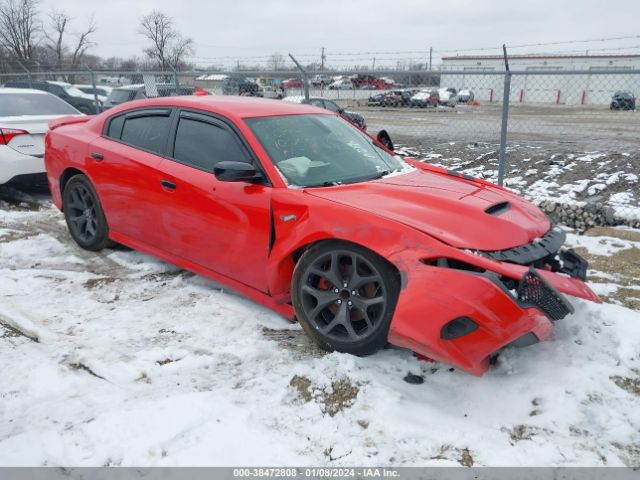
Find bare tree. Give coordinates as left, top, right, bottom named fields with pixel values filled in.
left=45, top=11, right=95, bottom=70
left=43, top=9, right=68, bottom=69
left=68, top=15, right=96, bottom=69
left=0, top=0, right=40, bottom=65
left=139, top=10, right=193, bottom=70
left=268, top=52, right=285, bottom=71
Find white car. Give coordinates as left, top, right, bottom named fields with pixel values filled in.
left=438, top=87, right=458, bottom=107
left=74, top=84, right=114, bottom=103
left=0, top=88, right=82, bottom=186
left=328, top=79, right=354, bottom=90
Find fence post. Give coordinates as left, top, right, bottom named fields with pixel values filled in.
left=497, top=45, right=511, bottom=187
left=288, top=53, right=309, bottom=103
left=86, top=66, right=101, bottom=114
left=17, top=60, right=32, bottom=88
left=170, top=66, right=180, bottom=95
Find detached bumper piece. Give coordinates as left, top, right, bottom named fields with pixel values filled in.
left=559, top=249, right=588, bottom=281
left=517, top=267, right=574, bottom=321
left=482, top=226, right=566, bottom=264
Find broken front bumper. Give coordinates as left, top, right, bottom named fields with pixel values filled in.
left=387, top=249, right=596, bottom=376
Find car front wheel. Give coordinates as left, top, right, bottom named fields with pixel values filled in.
left=292, top=241, right=400, bottom=356
left=62, top=174, right=112, bottom=251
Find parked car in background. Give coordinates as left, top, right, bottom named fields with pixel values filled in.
left=328, top=79, right=354, bottom=90
left=222, top=77, right=259, bottom=96
left=367, top=92, right=386, bottom=106
left=457, top=89, right=474, bottom=103
left=284, top=96, right=366, bottom=129
left=410, top=89, right=439, bottom=108
left=311, top=74, right=332, bottom=86
left=74, top=84, right=113, bottom=103
left=257, top=86, right=283, bottom=99
left=103, top=84, right=205, bottom=109
left=0, top=88, right=82, bottom=186
left=438, top=87, right=458, bottom=107
left=382, top=89, right=418, bottom=107
left=280, top=78, right=304, bottom=89
left=610, top=91, right=636, bottom=110
left=3, top=80, right=100, bottom=114
left=351, top=74, right=387, bottom=90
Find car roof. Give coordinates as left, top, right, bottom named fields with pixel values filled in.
left=105, top=95, right=328, bottom=119
left=48, top=81, right=71, bottom=87
left=283, top=95, right=330, bottom=103
left=0, top=87, right=49, bottom=95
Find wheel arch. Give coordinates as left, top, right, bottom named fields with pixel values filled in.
left=269, top=236, right=403, bottom=302
left=59, top=167, right=87, bottom=209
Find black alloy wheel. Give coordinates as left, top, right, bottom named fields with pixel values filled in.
left=292, top=242, right=400, bottom=356
left=63, top=175, right=112, bottom=251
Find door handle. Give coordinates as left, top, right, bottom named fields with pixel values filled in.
left=160, top=179, right=176, bottom=190
left=91, top=152, right=104, bottom=161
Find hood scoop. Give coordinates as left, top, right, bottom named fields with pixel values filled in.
left=485, top=201, right=510, bottom=216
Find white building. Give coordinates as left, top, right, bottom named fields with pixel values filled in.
left=440, top=54, right=640, bottom=105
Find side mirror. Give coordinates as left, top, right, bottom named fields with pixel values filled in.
left=337, top=108, right=344, bottom=114
left=376, top=130, right=394, bottom=152
left=214, top=161, right=257, bottom=182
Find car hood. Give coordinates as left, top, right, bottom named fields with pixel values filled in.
left=305, top=169, right=550, bottom=251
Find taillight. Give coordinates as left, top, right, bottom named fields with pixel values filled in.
left=0, top=128, right=29, bottom=145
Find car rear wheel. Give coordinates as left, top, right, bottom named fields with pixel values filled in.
left=292, top=241, right=400, bottom=356
left=63, top=174, right=112, bottom=251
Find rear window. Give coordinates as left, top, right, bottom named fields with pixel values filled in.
left=0, top=92, right=79, bottom=116
left=119, top=113, right=171, bottom=154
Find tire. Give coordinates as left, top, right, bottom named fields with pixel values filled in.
left=77, top=105, right=94, bottom=115
left=62, top=174, right=112, bottom=251
left=292, top=241, right=400, bottom=356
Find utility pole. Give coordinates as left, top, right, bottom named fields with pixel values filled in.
left=321, top=47, right=326, bottom=72
left=429, top=46, right=433, bottom=71
left=372, top=57, right=376, bottom=70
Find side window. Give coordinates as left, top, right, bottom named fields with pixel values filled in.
left=106, top=115, right=125, bottom=139
left=323, top=100, right=341, bottom=112
left=309, top=99, right=324, bottom=108
left=172, top=117, right=249, bottom=172
left=120, top=113, right=171, bottom=154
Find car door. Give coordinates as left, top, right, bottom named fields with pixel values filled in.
left=88, top=107, right=174, bottom=248
left=154, top=110, right=272, bottom=292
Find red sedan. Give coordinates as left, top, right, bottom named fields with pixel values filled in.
left=45, top=96, right=599, bottom=376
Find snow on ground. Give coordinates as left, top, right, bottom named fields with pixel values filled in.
left=1, top=195, right=640, bottom=467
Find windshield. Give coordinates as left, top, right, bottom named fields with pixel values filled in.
left=0, top=92, right=80, bottom=116
left=246, top=114, right=408, bottom=188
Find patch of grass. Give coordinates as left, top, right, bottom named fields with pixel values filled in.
left=611, top=442, right=640, bottom=468
left=262, top=327, right=327, bottom=358
left=611, top=376, right=640, bottom=396
left=289, top=375, right=360, bottom=417
left=289, top=375, right=313, bottom=402
left=504, top=424, right=538, bottom=444
left=458, top=448, right=474, bottom=467
left=585, top=227, right=640, bottom=243
left=574, top=237, right=640, bottom=310
left=83, top=276, right=118, bottom=290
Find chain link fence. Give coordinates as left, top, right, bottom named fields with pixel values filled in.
left=1, top=66, right=639, bottom=228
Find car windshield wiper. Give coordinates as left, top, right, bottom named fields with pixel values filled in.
left=303, top=180, right=342, bottom=188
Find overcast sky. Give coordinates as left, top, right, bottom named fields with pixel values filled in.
left=42, top=0, right=640, bottom=68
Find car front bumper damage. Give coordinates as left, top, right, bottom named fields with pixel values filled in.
left=387, top=244, right=597, bottom=376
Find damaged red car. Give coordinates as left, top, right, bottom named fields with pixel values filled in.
left=45, top=96, right=600, bottom=376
